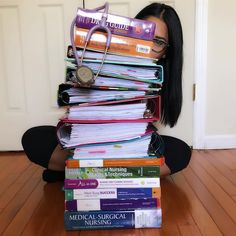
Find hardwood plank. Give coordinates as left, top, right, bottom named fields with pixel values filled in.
left=80, top=228, right=141, bottom=236
left=171, top=171, right=222, bottom=236
left=160, top=177, right=201, bottom=236
left=0, top=154, right=30, bottom=197
left=183, top=166, right=236, bottom=235
left=210, top=150, right=236, bottom=170
left=0, top=164, right=39, bottom=209
left=203, top=150, right=236, bottom=186
left=190, top=152, right=236, bottom=222
left=0, top=167, right=42, bottom=235
left=2, top=179, right=45, bottom=236
left=192, top=150, right=236, bottom=196
left=21, top=182, right=70, bottom=236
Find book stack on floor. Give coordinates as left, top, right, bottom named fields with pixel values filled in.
left=56, top=4, right=165, bottom=231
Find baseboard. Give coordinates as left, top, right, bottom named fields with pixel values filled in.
left=203, top=135, right=236, bottom=149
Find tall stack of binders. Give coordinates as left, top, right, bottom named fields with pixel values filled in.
left=57, top=3, right=165, bottom=230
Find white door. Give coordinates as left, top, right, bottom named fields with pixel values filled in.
left=0, top=0, right=195, bottom=150
left=0, top=0, right=83, bottom=150
left=85, top=0, right=195, bottom=146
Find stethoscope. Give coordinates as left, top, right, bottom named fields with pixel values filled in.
left=70, top=2, right=112, bottom=86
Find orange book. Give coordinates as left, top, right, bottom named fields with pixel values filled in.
left=66, top=157, right=165, bottom=168
left=74, top=28, right=158, bottom=59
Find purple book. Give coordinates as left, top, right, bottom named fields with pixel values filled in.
left=65, top=198, right=160, bottom=211
left=75, top=8, right=156, bottom=41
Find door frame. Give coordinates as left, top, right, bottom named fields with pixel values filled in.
left=193, top=0, right=208, bottom=149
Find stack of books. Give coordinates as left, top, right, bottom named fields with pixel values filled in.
left=56, top=5, right=165, bottom=230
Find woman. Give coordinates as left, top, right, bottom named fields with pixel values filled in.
left=22, top=3, right=191, bottom=182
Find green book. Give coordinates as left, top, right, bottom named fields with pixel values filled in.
left=65, top=166, right=160, bottom=179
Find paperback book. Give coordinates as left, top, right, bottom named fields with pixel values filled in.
left=64, top=209, right=162, bottom=230
left=64, top=178, right=160, bottom=189
left=64, top=187, right=161, bottom=200
left=65, top=166, right=160, bottom=179
left=65, top=198, right=160, bottom=211
left=75, top=8, right=156, bottom=40
left=74, top=28, right=158, bottom=59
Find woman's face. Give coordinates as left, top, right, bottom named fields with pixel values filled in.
left=146, top=16, right=169, bottom=59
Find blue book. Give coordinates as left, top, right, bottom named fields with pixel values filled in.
left=64, top=209, right=162, bottom=230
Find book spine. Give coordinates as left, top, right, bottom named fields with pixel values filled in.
left=75, top=8, right=156, bottom=41
left=74, top=28, right=157, bottom=59
left=65, top=166, right=160, bottom=179
left=65, top=198, right=160, bottom=211
left=65, top=157, right=165, bottom=168
left=64, top=178, right=160, bottom=189
left=64, top=209, right=162, bottom=230
left=65, top=187, right=161, bottom=200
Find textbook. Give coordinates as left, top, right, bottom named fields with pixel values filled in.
left=64, top=178, right=160, bottom=189
left=65, top=166, right=160, bottom=179
left=64, top=209, right=162, bottom=230
left=65, top=198, right=160, bottom=211
left=65, top=157, right=165, bottom=168
left=64, top=187, right=161, bottom=200
left=74, top=28, right=158, bottom=59
left=64, top=188, right=161, bottom=200
left=75, top=8, right=156, bottom=40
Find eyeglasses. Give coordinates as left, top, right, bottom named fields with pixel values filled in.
left=152, top=37, right=169, bottom=53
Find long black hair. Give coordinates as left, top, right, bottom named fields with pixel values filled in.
left=136, top=3, right=183, bottom=127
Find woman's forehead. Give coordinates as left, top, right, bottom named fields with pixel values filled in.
left=146, top=16, right=168, bottom=40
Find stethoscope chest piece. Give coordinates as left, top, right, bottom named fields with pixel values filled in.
left=76, top=65, right=95, bottom=86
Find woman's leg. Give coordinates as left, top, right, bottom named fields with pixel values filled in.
left=160, top=135, right=192, bottom=176
left=21, top=126, right=68, bottom=182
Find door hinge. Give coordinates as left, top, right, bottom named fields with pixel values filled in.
left=193, top=83, right=196, bottom=101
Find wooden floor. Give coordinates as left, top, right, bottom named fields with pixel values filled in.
left=0, top=150, right=236, bottom=236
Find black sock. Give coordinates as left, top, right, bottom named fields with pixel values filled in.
left=42, top=169, right=65, bottom=183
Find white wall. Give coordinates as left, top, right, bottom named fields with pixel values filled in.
left=204, top=0, right=236, bottom=148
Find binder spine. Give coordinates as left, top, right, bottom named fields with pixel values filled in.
left=64, top=209, right=162, bottom=230
left=75, top=8, right=156, bottom=41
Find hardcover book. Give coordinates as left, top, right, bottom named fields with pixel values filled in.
left=64, top=209, right=162, bottom=230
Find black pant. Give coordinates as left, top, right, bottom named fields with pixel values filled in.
left=21, top=126, right=192, bottom=174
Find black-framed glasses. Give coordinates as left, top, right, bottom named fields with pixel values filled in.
left=152, top=37, right=169, bottom=53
